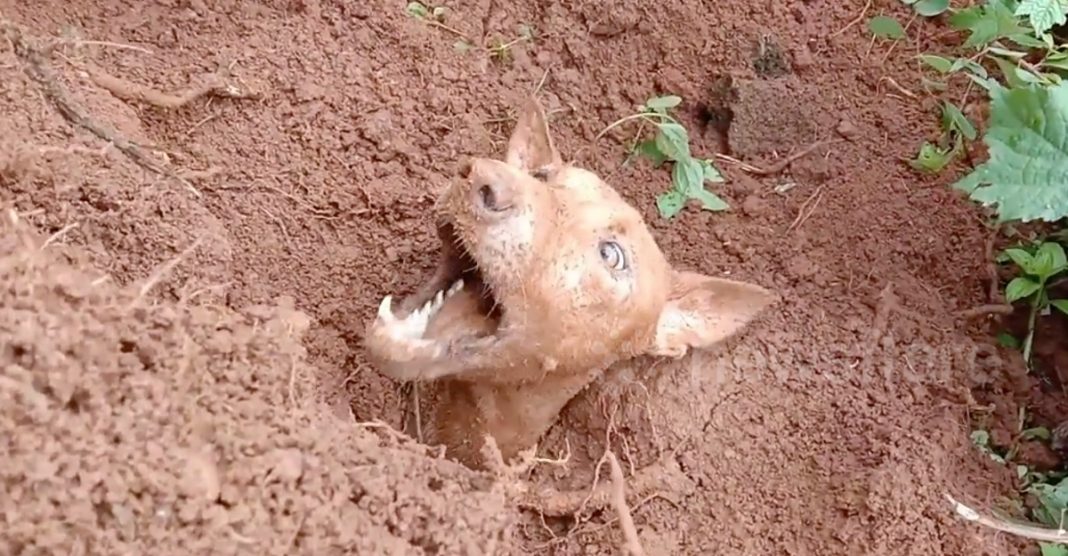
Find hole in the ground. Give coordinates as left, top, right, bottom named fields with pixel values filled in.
left=698, top=74, right=736, bottom=154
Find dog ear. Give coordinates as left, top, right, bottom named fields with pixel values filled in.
left=645, top=270, right=778, bottom=359
left=505, top=96, right=563, bottom=174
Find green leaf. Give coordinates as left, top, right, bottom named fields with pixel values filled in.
left=951, top=57, right=990, bottom=78
left=654, top=123, right=690, bottom=161
left=1014, top=65, right=1047, bottom=84
left=991, top=56, right=1030, bottom=88
left=635, top=139, right=668, bottom=167
left=869, top=15, right=906, bottom=39
left=1039, top=542, right=1068, bottom=556
left=1022, top=426, right=1052, bottom=440
left=1007, top=32, right=1051, bottom=49
left=997, top=331, right=1021, bottom=348
left=656, top=190, right=687, bottom=219
left=965, top=73, right=1000, bottom=92
left=1052, top=299, right=1068, bottom=315
left=910, top=141, right=955, bottom=173
left=952, top=1, right=1029, bottom=47
left=914, top=0, right=951, bottom=16
left=971, top=429, right=992, bottom=447
left=952, top=82, right=1068, bottom=223
left=672, top=157, right=705, bottom=196
left=1043, top=52, right=1068, bottom=72
left=1014, top=0, right=1068, bottom=35
left=942, top=101, right=978, bottom=141
left=1006, top=276, right=1041, bottom=302
left=921, top=76, right=949, bottom=92
left=690, top=188, right=730, bottom=211
left=1030, top=477, right=1068, bottom=527
left=405, top=1, right=429, bottom=18
left=949, top=6, right=985, bottom=30
left=918, top=54, right=954, bottom=73
left=1004, top=248, right=1038, bottom=274
left=989, top=46, right=1029, bottom=58
left=646, top=95, right=682, bottom=112
left=1034, top=241, right=1068, bottom=277
left=700, top=159, right=725, bottom=183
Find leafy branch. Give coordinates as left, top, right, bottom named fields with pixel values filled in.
left=598, top=95, right=729, bottom=219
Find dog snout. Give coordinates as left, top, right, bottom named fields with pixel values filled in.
left=467, top=160, right=517, bottom=214
left=477, top=182, right=513, bottom=212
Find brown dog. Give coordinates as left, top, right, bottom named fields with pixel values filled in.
left=363, top=98, right=778, bottom=469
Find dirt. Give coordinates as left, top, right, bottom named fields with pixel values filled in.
left=0, top=0, right=1063, bottom=554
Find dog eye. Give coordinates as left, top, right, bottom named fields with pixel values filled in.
left=598, top=241, right=627, bottom=271
left=531, top=168, right=550, bottom=180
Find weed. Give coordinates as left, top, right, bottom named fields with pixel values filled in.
left=405, top=2, right=535, bottom=61
left=998, top=240, right=1068, bottom=364
left=487, top=24, right=536, bottom=63
left=598, top=95, right=729, bottom=219
left=869, top=15, right=907, bottom=40
left=405, top=1, right=447, bottom=22
left=878, top=0, right=1068, bottom=549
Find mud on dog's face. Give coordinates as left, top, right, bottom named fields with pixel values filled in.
left=430, top=101, right=685, bottom=364
left=367, top=98, right=778, bottom=381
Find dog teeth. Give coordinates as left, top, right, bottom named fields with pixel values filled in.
left=377, top=279, right=466, bottom=342
left=447, top=279, right=464, bottom=297
left=378, top=295, right=396, bottom=323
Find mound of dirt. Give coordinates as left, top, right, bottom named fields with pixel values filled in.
left=0, top=213, right=513, bottom=555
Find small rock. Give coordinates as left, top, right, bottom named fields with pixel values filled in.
left=294, top=82, right=326, bottom=103
left=792, top=45, right=816, bottom=71
left=440, top=66, right=460, bottom=81
left=179, top=449, right=221, bottom=502
left=741, top=194, right=768, bottom=216
left=836, top=119, right=859, bottom=140
left=785, top=255, right=818, bottom=280
left=187, top=0, right=207, bottom=15
left=655, top=67, right=693, bottom=102
left=267, top=448, right=304, bottom=483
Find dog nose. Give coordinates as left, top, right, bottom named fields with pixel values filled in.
left=466, top=159, right=516, bottom=214
left=476, top=181, right=513, bottom=212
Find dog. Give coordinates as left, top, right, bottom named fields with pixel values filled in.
left=363, top=97, right=778, bottom=469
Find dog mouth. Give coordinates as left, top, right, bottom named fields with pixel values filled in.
left=409, top=219, right=502, bottom=334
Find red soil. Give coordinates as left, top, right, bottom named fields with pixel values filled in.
left=2, top=0, right=1063, bottom=553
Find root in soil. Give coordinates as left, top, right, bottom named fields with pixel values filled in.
left=2, top=20, right=257, bottom=198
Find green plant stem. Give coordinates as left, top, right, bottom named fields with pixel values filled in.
left=596, top=112, right=676, bottom=140
left=1022, top=295, right=1040, bottom=366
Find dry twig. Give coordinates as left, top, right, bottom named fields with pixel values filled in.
left=516, top=453, right=684, bottom=517
left=715, top=139, right=842, bottom=176
left=831, top=0, right=873, bottom=37
left=127, top=236, right=206, bottom=310
left=957, top=304, right=1015, bottom=319
left=84, top=63, right=258, bottom=109
left=947, top=494, right=1068, bottom=543
left=607, top=451, right=646, bottom=556
left=786, top=184, right=825, bottom=233
left=3, top=22, right=204, bottom=196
